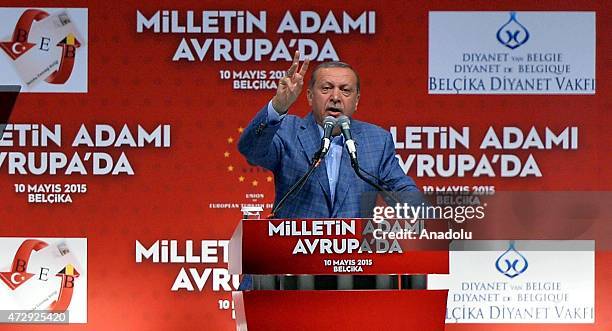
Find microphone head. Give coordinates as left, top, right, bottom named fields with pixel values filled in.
left=323, top=116, right=338, bottom=127
left=337, top=115, right=350, bottom=129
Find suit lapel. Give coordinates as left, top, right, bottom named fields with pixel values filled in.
left=297, top=113, right=332, bottom=208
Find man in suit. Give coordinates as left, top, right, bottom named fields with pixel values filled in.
left=238, top=52, right=424, bottom=290
left=238, top=52, right=419, bottom=219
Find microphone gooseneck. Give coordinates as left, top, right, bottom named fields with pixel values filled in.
left=319, top=116, right=338, bottom=160
left=337, top=115, right=401, bottom=205
left=269, top=117, right=339, bottom=218
left=337, top=115, right=358, bottom=168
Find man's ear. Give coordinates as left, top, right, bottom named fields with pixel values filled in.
left=355, top=93, right=360, bottom=110
left=307, top=89, right=313, bottom=106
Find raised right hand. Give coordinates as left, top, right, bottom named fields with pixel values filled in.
left=271, top=51, right=310, bottom=114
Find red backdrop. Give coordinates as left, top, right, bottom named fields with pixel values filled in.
left=0, top=0, right=609, bottom=330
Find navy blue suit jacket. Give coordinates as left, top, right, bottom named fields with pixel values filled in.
left=238, top=105, right=419, bottom=218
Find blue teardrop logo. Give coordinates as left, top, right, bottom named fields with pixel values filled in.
left=495, top=241, right=528, bottom=278
left=496, top=12, right=530, bottom=49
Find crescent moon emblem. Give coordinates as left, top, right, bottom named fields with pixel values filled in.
left=11, top=43, right=25, bottom=54
left=10, top=272, right=23, bottom=285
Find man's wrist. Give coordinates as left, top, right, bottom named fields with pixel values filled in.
left=271, top=97, right=288, bottom=115
left=267, top=100, right=286, bottom=125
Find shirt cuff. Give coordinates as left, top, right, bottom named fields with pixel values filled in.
left=267, top=100, right=286, bottom=125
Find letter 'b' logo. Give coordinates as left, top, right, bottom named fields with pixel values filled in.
left=0, top=9, right=48, bottom=60
left=0, top=239, right=48, bottom=290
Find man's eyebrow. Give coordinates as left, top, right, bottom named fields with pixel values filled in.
left=321, top=81, right=351, bottom=86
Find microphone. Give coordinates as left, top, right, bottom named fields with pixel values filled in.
left=337, top=115, right=358, bottom=167
left=270, top=116, right=336, bottom=218
left=319, top=116, right=337, bottom=159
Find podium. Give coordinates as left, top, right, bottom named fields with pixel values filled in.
left=229, top=218, right=449, bottom=331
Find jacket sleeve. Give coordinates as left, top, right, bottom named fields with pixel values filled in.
left=378, top=131, right=420, bottom=192
left=237, top=104, right=285, bottom=171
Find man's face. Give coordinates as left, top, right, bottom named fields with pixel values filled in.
left=307, top=67, right=360, bottom=129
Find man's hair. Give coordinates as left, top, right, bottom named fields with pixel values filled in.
left=308, top=61, right=360, bottom=93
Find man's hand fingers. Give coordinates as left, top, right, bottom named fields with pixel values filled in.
left=292, top=73, right=304, bottom=86
left=285, top=63, right=297, bottom=78
left=292, top=50, right=300, bottom=67
left=298, top=57, right=310, bottom=77
left=275, top=51, right=305, bottom=112
left=286, top=51, right=300, bottom=77
left=278, top=77, right=288, bottom=87
left=286, top=63, right=298, bottom=78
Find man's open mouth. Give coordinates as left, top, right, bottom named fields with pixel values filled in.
left=326, top=107, right=342, bottom=115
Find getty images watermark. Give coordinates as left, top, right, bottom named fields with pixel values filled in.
left=369, top=192, right=488, bottom=241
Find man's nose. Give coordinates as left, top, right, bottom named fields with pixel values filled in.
left=330, top=88, right=341, bottom=101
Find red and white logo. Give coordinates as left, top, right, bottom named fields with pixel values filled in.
left=0, top=239, right=48, bottom=290
left=0, top=9, right=48, bottom=60
left=0, top=8, right=88, bottom=92
left=0, top=238, right=87, bottom=322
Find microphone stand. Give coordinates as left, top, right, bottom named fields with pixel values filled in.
left=349, top=158, right=401, bottom=206
left=270, top=117, right=337, bottom=218
left=353, top=164, right=421, bottom=290
left=268, top=151, right=323, bottom=219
